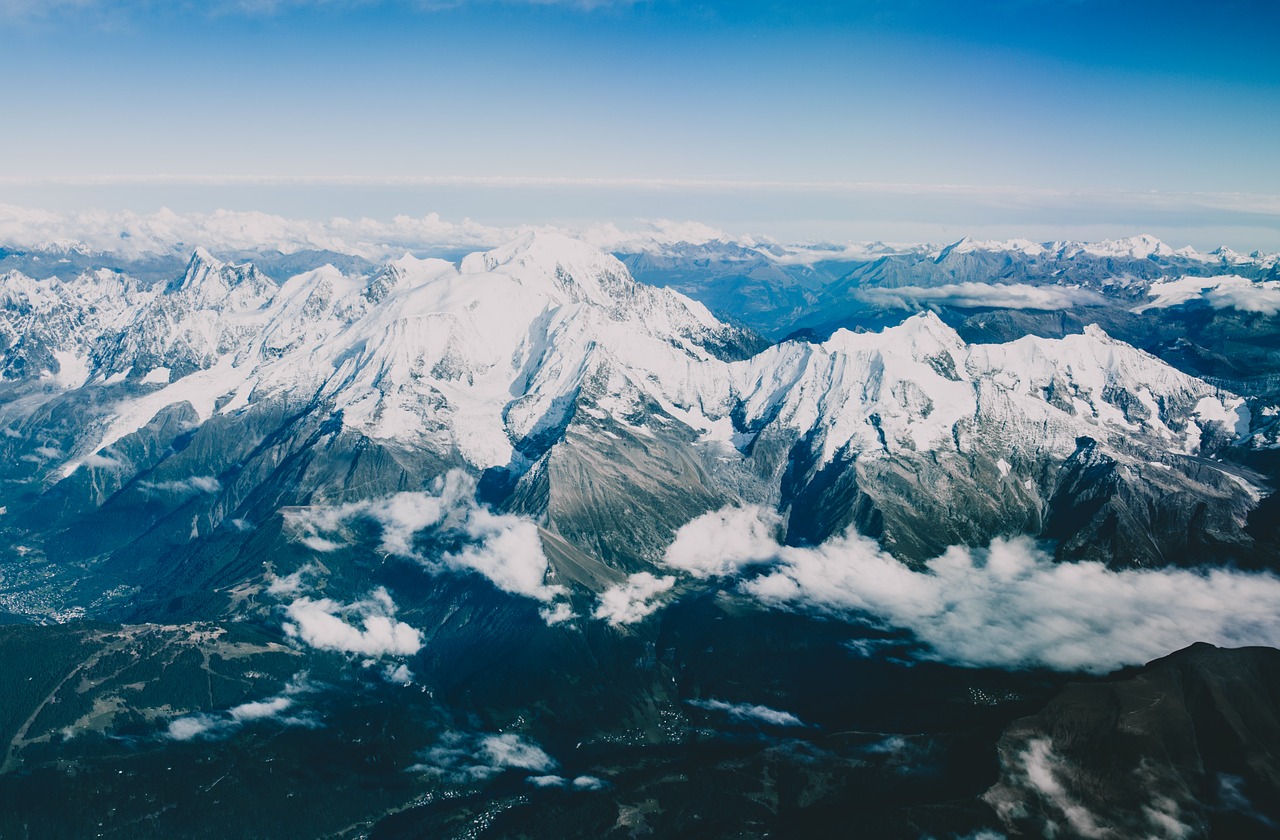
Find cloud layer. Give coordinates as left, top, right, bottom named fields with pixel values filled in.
left=0, top=203, right=732, bottom=262
left=1137, top=274, right=1280, bottom=316
left=857, top=282, right=1103, bottom=311
left=662, top=506, right=1280, bottom=673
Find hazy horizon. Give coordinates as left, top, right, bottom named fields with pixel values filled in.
left=3, top=0, right=1277, bottom=251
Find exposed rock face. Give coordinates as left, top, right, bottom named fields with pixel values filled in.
left=986, top=643, right=1280, bottom=838
left=0, top=234, right=1272, bottom=625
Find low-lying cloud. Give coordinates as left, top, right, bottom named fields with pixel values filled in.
left=409, top=731, right=557, bottom=783
left=137, top=475, right=221, bottom=496
left=1205, top=282, right=1280, bottom=316
left=662, top=506, right=1280, bottom=673
left=1137, top=274, right=1280, bottom=316
left=593, top=572, right=675, bottom=626
left=856, top=282, right=1103, bottom=311
left=165, top=677, right=315, bottom=741
left=663, top=505, right=782, bottom=578
left=284, top=586, right=423, bottom=658
left=0, top=203, right=731, bottom=263
left=283, top=470, right=571, bottom=622
left=527, top=774, right=608, bottom=791
left=687, top=698, right=806, bottom=728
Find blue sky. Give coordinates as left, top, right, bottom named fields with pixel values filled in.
left=2, top=0, right=1278, bottom=248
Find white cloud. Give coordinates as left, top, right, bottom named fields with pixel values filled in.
left=165, top=677, right=315, bottom=741
left=137, top=475, right=221, bottom=496
left=410, top=731, right=557, bottom=783
left=283, top=586, right=423, bottom=657
left=987, top=738, right=1110, bottom=838
left=593, top=572, right=675, bottom=626
left=229, top=695, right=293, bottom=722
left=368, top=488, right=454, bottom=554
left=0, top=203, right=732, bottom=263
left=383, top=662, right=415, bottom=685
left=990, top=737, right=1207, bottom=838
left=1217, top=774, right=1278, bottom=830
left=525, top=773, right=609, bottom=791
left=283, top=470, right=570, bottom=620
left=857, top=282, right=1103, bottom=311
left=444, top=506, right=566, bottom=604
left=686, top=699, right=805, bottom=728
left=538, top=601, right=577, bottom=625
left=166, top=716, right=222, bottom=741
left=0, top=0, right=637, bottom=25
left=663, top=506, right=1280, bottom=673
left=80, top=452, right=123, bottom=468
left=662, top=506, right=781, bottom=578
left=480, top=733, right=556, bottom=772
left=266, top=563, right=320, bottom=596
left=1206, top=283, right=1280, bottom=316
left=528, top=774, right=568, bottom=788
left=1137, top=274, right=1280, bottom=316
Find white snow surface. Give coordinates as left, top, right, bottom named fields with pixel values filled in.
left=0, top=232, right=1250, bottom=483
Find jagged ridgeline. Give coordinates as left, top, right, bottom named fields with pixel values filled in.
left=0, top=233, right=1274, bottom=621
left=1, top=233, right=1279, bottom=838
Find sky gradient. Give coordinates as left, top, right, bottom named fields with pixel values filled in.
left=3, top=0, right=1278, bottom=249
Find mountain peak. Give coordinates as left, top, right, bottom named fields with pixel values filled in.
left=462, top=231, right=615, bottom=275
left=891, top=310, right=965, bottom=350
left=1081, top=234, right=1174, bottom=259
left=459, top=232, right=633, bottom=307
left=190, top=246, right=219, bottom=265
left=166, top=248, right=226, bottom=295
left=165, top=248, right=274, bottom=310
left=934, top=237, right=975, bottom=262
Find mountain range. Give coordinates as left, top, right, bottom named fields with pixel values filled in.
left=1, top=231, right=1278, bottom=838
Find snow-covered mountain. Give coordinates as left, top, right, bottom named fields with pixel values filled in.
left=2, top=229, right=1279, bottom=840
left=0, top=232, right=1267, bottom=631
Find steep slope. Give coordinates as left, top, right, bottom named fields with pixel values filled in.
left=987, top=643, right=1280, bottom=839
left=0, top=234, right=1268, bottom=628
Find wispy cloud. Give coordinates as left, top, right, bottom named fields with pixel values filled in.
left=0, top=203, right=737, bottom=263
left=136, top=475, right=222, bottom=496
left=686, top=698, right=806, bottom=728
left=0, top=0, right=636, bottom=24
left=3, top=176, right=1278, bottom=217
left=165, top=676, right=316, bottom=741
left=409, top=731, right=558, bottom=783
left=987, top=738, right=1111, bottom=837
left=857, top=282, right=1105, bottom=311
left=527, top=773, right=608, bottom=790
left=282, top=470, right=573, bottom=622
left=2, top=201, right=1275, bottom=265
